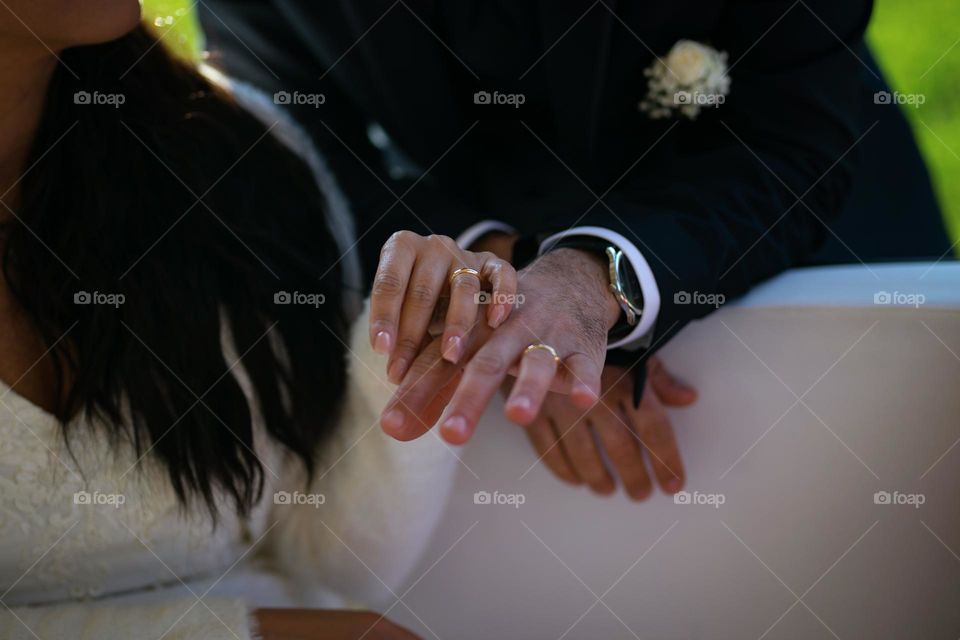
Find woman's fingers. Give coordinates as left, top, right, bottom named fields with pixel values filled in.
left=441, top=254, right=516, bottom=364
left=387, top=254, right=450, bottom=383
left=369, top=232, right=417, bottom=355
left=441, top=268, right=482, bottom=364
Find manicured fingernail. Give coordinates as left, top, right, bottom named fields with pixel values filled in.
left=382, top=409, right=404, bottom=432
left=388, top=358, right=408, bottom=383
left=442, top=336, right=462, bottom=363
left=373, top=331, right=392, bottom=355
left=442, top=415, right=468, bottom=439
left=665, top=478, right=682, bottom=493
left=488, top=305, right=505, bottom=328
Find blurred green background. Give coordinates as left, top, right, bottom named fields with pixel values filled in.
left=142, top=0, right=959, bottom=248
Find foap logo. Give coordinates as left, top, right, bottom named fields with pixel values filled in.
left=473, top=490, right=526, bottom=509
left=674, top=90, right=726, bottom=107
left=474, top=291, right=525, bottom=306
left=874, top=490, right=925, bottom=509
left=273, top=90, right=326, bottom=108
left=74, top=291, right=125, bottom=308
left=73, top=91, right=126, bottom=108
left=674, top=291, right=725, bottom=308
left=674, top=490, right=726, bottom=508
left=74, top=490, right=126, bottom=508
left=874, top=90, right=925, bottom=108
left=273, top=490, right=326, bottom=508
left=473, top=90, right=526, bottom=108
left=274, top=291, right=326, bottom=308
left=873, top=290, right=925, bottom=308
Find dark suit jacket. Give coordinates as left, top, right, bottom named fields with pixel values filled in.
left=201, top=0, right=881, bottom=361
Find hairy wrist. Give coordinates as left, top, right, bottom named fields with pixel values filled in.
left=534, top=248, right=622, bottom=331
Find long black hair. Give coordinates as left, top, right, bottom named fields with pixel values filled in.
left=2, top=24, right=349, bottom=517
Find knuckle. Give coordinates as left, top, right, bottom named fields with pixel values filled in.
left=451, top=275, right=480, bottom=292
left=407, top=283, right=437, bottom=307
left=390, top=230, right=417, bottom=245
left=406, top=357, right=436, bottom=380
left=394, top=336, right=421, bottom=356
left=427, top=233, right=455, bottom=250
left=372, top=272, right=404, bottom=298
left=469, top=352, right=507, bottom=376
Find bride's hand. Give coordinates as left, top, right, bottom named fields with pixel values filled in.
left=369, top=231, right=517, bottom=384
left=254, top=608, right=421, bottom=639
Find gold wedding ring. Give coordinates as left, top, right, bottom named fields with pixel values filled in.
left=449, top=267, right=480, bottom=285
left=523, top=343, right=561, bottom=364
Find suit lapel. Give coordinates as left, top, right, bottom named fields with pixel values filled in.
left=538, top=0, right=615, bottom=171
left=338, top=0, right=463, bottom=163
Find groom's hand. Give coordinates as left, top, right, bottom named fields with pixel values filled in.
left=381, top=248, right=622, bottom=444
left=515, top=360, right=695, bottom=500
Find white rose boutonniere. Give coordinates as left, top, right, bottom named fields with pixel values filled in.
left=639, top=40, right=730, bottom=120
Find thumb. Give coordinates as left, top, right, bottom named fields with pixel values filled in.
left=647, top=357, right=697, bottom=406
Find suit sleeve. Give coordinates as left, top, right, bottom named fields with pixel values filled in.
left=542, top=0, right=873, bottom=355
left=199, top=0, right=486, bottom=282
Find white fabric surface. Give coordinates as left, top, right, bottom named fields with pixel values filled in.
left=390, top=262, right=960, bottom=640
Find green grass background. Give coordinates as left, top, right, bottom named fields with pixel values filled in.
left=141, top=0, right=960, bottom=248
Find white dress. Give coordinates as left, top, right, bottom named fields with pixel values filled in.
left=0, top=74, right=459, bottom=639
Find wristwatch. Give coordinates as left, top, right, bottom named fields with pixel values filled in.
left=549, top=235, right=644, bottom=341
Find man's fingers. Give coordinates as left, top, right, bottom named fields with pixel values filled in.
left=560, top=422, right=615, bottom=495
left=563, top=352, right=603, bottom=409
left=482, top=256, right=517, bottom=328
left=629, top=387, right=685, bottom=493
left=369, top=235, right=416, bottom=355
left=387, top=260, right=448, bottom=383
left=504, top=346, right=560, bottom=425
left=524, top=417, right=580, bottom=485
left=592, top=401, right=653, bottom=501
left=647, top=357, right=697, bottom=406
left=439, top=330, right=528, bottom=445
left=441, top=270, right=482, bottom=364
